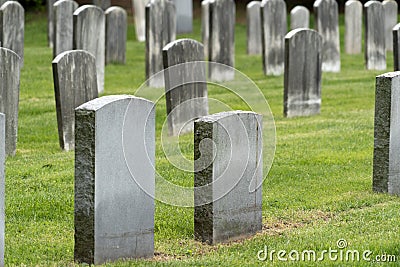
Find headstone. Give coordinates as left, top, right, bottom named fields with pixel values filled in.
left=163, top=39, right=208, bottom=136
left=373, top=72, right=400, bottom=195
left=53, top=0, right=78, bottom=58
left=0, top=113, right=4, bottom=267
left=0, top=48, right=20, bottom=156
left=314, top=0, right=340, bottom=72
left=0, top=1, right=24, bottom=67
left=345, top=0, right=362, bottom=54
left=92, top=0, right=110, bottom=10
left=208, top=0, right=235, bottom=81
left=383, top=0, right=398, bottom=52
left=145, top=0, right=176, bottom=87
left=105, top=6, right=127, bottom=64
left=284, top=29, right=322, bottom=118
left=201, top=0, right=210, bottom=59
left=393, top=23, right=400, bottom=71
left=52, top=50, right=98, bottom=151
left=172, top=0, right=192, bottom=33
left=75, top=95, right=155, bottom=264
left=73, top=5, right=105, bottom=93
left=47, top=0, right=58, bottom=48
left=194, top=111, right=263, bottom=244
left=132, top=0, right=149, bottom=42
left=364, top=1, right=386, bottom=71
left=246, top=1, right=262, bottom=55
left=261, top=0, right=287, bottom=76
left=290, top=6, right=309, bottom=30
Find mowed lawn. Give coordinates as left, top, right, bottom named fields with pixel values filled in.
left=5, top=10, right=400, bottom=266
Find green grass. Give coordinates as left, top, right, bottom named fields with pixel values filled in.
left=5, top=11, right=400, bottom=266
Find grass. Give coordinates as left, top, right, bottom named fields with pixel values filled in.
left=5, top=10, right=400, bottom=266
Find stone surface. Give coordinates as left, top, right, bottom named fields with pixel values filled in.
left=73, top=5, right=105, bottom=93
left=194, top=111, right=263, bottom=244
left=163, top=39, right=208, bottom=136
left=0, top=1, right=24, bottom=67
left=208, top=0, right=235, bottom=81
left=345, top=0, right=362, bottom=54
left=53, top=0, right=78, bottom=58
left=246, top=1, right=262, bottom=55
left=284, top=29, right=322, bottom=118
left=105, top=6, right=127, bottom=64
left=373, top=72, right=400, bottom=195
left=145, top=0, right=176, bottom=87
left=0, top=48, right=20, bottom=156
left=74, top=95, right=155, bottom=264
left=92, top=0, right=111, bottom=10
left=393, top=24, right=400, bottom=71
left=47, top=0, right=58, bottom=48
left=364, top=1, right=386, bottom=71
left=261, top=0, right=287, bottom=76
left=172, top=0, right=192, bottom=33
left=290, top=5, right=309, bottom=30
left=201, top=0, right=210, bottom=59
left=0, top=114, right=4, bottom=267
left=132, top=0, right=149, bottom=42
left=383, top=0, right=398, bottom=52
left=52, top=50, right=98, bottom=151
left=313, top=0, right=340, bottom=72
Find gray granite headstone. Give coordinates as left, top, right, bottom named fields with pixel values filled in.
left=364, top=1, right=386, bottom=71
left=47, top=0, right=58, bottom=48
left=0, top=1, right=24, bottom=67
left=201, top=0, right=210, bottom=59
left=314, top=0, right=340, bottom=72
left=92, top=0, right=111, bottom=10
left=383, top=0, right=398, bottom=52
left=105, top=6, right=127, bottom=64
left=194, top=111, right=263, bottom=244
left=172, top=0, right=192, bottom=33
left=0, top=48, right=20, bottom=156
left=52, top=50, right=98, bottom=151
left=345, top=0, right=362, bottom=54
left=208, top=0, right=235, bottom=81
left=0, top=113, right=4, bottom=267
left=73, top=5, right=105, bottom=93
left=145, top=0, right=176, bottom=87
left=290, top=6, right=309, bottom=30
left=246, top=1, right=262, bottom=55
left=261, top=0, right=287, bottom=76
left=163, top=39, right=208, bottom=136
left=373, top=72, right=400, bottom=195
left=132, top=0, right=149, bottom=42
left=393, top=23, right=400, bottom=71
left=53, top=0, right=78, bottom=58
left=284, top=29, right=322, bottom=118
left=74, top=95, right=155, bottom=264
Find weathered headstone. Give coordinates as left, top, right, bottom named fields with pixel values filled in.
left=92, top=0, right=110, bottom=10
left=290, top=6, right=309, bottom=30
left=47, top=0, right=58, bottom=48
left=0, top=48, right=20, bottom=156
left=201, top=0, right=210, bottom=59
left=0, top=1, right=24, bottom=67
left=284, top=29, right=322, bottom=118
left=364, top=1, right=386, bottom=70
left=53, top=0, right=78, bottom=58
left=383, top=0, right=398, bottom=52
left=75, top=95, right=155, bottom=264
left=105, top=6, right=127, bottom=64
left=145, top=0, right=176, bottom=87
left=172, top=0, right=192, bottom=33
left=163, top=39, right=208, bottom=136
left=194, top=111, right=263, bottom=244
left=393, top=23, right=400, bottom=71
left=314, top=0, right=340, bottom=72
left=208, top=0, right=235, bottom=81
left=73, top=5, right=105, bottom=93
left=52, top=50, right=98, bottom=151
left=246, top=1, right=262, bottom=55
left=0, top=113, right=4, bottom=267
left=261, top=0, right=287, bottom=76
left=132, top=0, right=149, bottom=42
left=373, top=72, right=400, bottom=195
left=345, top=0, right=362, bottom=54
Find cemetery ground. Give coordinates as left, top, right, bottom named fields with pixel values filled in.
left=7, top=11, right=400, bottom=266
